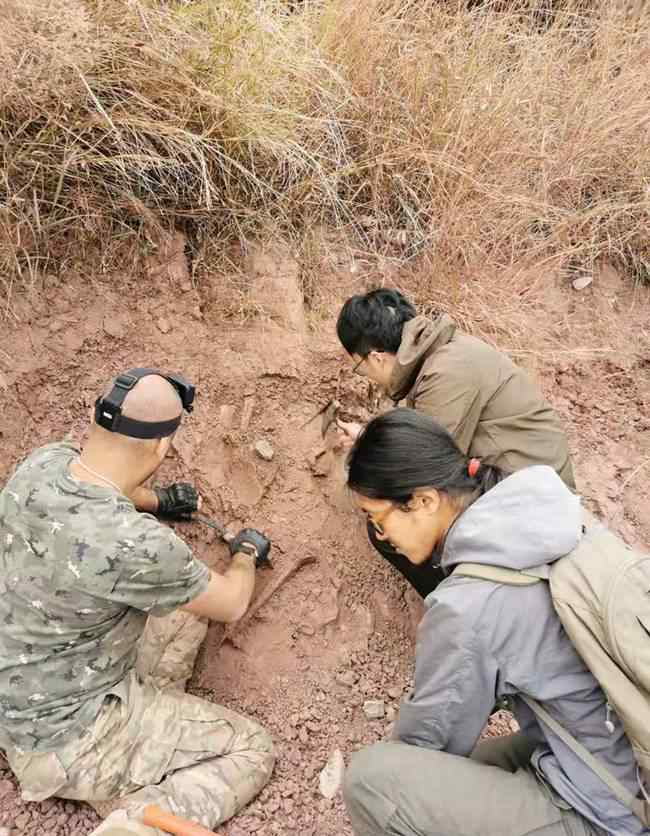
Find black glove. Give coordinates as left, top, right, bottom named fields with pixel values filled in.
left=154, top=483, right=199, bottom=521
left=229, top=528, right=272, bottom=568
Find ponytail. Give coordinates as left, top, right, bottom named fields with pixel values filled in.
left=469, top=458, right=503, bottom=497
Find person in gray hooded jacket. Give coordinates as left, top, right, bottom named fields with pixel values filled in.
left=343, top=408, right=646, bottom=836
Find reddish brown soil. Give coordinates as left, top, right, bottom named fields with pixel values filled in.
left=0, top=245, right=648, bottom=835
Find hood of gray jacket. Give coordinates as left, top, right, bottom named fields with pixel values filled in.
left=442, top=465, right=582, bottom=572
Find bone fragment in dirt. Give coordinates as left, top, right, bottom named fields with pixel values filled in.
left=220, top=554, right=317, bottom=649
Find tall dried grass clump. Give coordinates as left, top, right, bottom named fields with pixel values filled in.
left=1, top=0, right=648, bottom=302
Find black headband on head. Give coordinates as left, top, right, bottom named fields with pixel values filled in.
left=94, top=367, right=195, bottom=439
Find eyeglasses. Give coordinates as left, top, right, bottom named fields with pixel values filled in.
left=366, top=502, right=407, bottom=535
left=351, top=356, right=366, bottom=376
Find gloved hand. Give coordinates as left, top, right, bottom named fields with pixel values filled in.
left=229, top=528, right=272, bottom=568
left=154, top=483, right=199, bottom=521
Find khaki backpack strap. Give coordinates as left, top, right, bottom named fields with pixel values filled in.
left=453, top=563, right=542, bottom=586
left=522, top=696, right=650, bottom=826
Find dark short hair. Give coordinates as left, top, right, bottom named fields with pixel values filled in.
left=336, top=289, right=417, bottom=356
left=347, top=408, right=503, bottom=503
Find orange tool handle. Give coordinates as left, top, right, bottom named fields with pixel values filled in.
left=142, top=804, right=221, bottom=836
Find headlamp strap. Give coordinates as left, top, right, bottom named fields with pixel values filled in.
left=94, top=368, right=184, bottom=439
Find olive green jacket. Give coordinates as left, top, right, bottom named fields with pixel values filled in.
left=388, top=315, right=575, bottom=488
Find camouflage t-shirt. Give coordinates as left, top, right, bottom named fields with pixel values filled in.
left=0, top=442, right=209, bottom=752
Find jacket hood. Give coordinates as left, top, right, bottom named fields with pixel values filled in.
left=388, top=314, right=456, bottom=400
left=442, top=466, right=582, bottom=571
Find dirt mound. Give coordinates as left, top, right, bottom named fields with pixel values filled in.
left=0, top=246, right=648, bottom=835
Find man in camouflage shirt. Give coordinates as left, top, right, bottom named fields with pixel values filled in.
left=0, top=370, right=275, bottom=835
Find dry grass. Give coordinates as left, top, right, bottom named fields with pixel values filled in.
left=1, top=0, right=648, bottom=308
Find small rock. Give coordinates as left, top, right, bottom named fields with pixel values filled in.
left=265, top=796, right=280, bottom=814
left=102, top=316, right=124, bottom=339
left=298, top=727, right=309, bottom=745
left=359, top=679, right=374, bottom=696
left=14, top=813, right=31, bottom=830
left=572, top=274, right=593, bottom=291
left=156, top=316, right=171, bottom=334
left=319, top=749, right=345, bottom=799
left=336, top=670, right=357, bottom=687
left=254, top=439, right=274, bottom=461
left=0, top=779, right=13, bottom=798
left=281, top=781, right=297, bottom=797
left=387, top=686, right=401, bottom=700
left=363, top=699, right=385, bottom=720
left=0, top=827, right=11, bottom=836
left=386, top=705, right=396, bottom=722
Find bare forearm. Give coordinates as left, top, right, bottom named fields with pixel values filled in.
left=130, top=486, right=159, bottom=514
left=223, top=553, right=257, bottom=619
left=182, top=553, right=256, bottom=623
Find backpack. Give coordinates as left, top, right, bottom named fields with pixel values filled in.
left=453, top=511, right=650, bottom=826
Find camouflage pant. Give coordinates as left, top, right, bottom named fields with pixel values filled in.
left=7, top=611, right=275, bottom=833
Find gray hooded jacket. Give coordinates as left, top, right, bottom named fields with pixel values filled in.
left=395, top=466, right=645, bottom=836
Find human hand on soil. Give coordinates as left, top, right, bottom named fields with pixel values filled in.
left=229, top=528, right=272, bottom=568
left=154, top=482, right=200, bottom=520
left=333, top=418, right=363, bottom=450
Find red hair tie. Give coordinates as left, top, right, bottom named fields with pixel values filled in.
left=468, top=458, right=481, bottom=478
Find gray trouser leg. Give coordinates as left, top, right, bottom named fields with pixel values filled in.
left=344, top=740, right=602, bottom=836
left=471, top=731, right=537, bottom=772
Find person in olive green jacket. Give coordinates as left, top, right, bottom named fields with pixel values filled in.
left=336, top=288, right=575, bottom=597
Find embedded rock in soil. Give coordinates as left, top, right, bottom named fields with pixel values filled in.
left=319, top=749, right=345, bottom=799
left=363, top=700, right=385, bottom=720
left=254, top=439, right=275, bottom=461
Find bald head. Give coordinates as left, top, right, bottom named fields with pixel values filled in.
left=83, top=372, right=185, bottom=487
left=91, top=373, right=183, bottom=451
left=120, top=374, right=183, bottom=424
